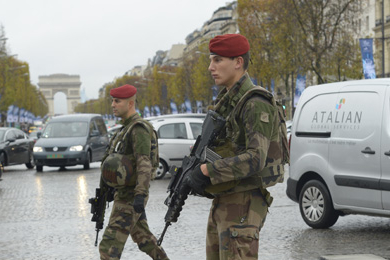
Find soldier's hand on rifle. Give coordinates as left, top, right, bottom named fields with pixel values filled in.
left=133, top=194, right=146, bottom=213
left=184, top=164, right=211, bottom=195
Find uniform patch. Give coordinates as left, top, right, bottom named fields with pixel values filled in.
left=260, top=112, right=269, bottom=123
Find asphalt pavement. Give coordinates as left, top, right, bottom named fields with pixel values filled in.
left=0, top=163, right=389, bottom=260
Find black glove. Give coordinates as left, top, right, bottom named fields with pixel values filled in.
left=133, top=194, right=146, bottom=213
left=184, top=164, right=211, bottom=195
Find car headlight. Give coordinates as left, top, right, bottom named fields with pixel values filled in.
left=33, top=147, right=43, bottom=152
left=70, top=145, right=83, bottom=151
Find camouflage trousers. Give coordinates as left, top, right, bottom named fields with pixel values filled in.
left=99, top=189, right=169, bottom=260
left=206, top=189, right=268, bottom=260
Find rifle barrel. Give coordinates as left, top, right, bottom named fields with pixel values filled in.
left=157, top=222, right=171, bottom=246
left=94, top=229, right=100, bottom=247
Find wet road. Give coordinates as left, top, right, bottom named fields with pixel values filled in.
left=0, top=163, right=389, bottom=260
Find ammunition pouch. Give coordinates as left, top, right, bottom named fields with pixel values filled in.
left=101, top=153, right=137, bottom=188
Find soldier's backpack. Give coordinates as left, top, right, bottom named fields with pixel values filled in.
left=234, top=86, right=290, bottom=187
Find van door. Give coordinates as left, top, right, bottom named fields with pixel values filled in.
left=381, top=87, right=390, bottom=210
left=330, top=84, right=386, bottom=210
left=88, top=119, right=107, bottom=161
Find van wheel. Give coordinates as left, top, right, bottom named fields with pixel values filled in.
left=155, top=159, right=167, bottom=180
left=36, top=165, right=43, bottom=172
left=84, top=151, right=91, bottom=170
left=299, top=180, right=339, bottom=229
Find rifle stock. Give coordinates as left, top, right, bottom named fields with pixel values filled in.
left=157, top=110, right=225, bottom=246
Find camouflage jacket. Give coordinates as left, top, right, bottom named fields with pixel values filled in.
left=103, top=113, right=152, bottom=197
left=206, top=73, right=280, bottom=195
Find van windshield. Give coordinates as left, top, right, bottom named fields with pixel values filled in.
left=42, top=122, right=88, bottom=138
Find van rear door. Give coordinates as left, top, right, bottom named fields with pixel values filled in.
left=381, top=86, right=390, bottom=210
left=330, top=84, right=386, bottom=210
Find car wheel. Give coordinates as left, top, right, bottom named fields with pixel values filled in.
left=25, top=153, right=35, bottom=169
left=84, top=151, right=91, bottom=170
left=299, top=179, right=339, bottom=229
left=155, top=159, right=168, bottom=180
left=36, top=165, right=43, bottom=172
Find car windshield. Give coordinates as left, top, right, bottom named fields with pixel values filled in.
left=41, top=122, right=88, bottom=138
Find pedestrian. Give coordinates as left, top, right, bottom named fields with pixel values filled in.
left=184, top=34, right=284, bottom=259
left=99, top=84, right=169, bottom=260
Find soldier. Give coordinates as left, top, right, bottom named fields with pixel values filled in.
left=99, top=84, right=169, bottom=260
left=184, top=34, right=283, bottom=259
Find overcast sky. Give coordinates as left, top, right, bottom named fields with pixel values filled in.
left=0, top=0, right=229, bottom=113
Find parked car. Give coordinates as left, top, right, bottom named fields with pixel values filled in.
left=107, top=124, right=122, bottom=139
left=149, top=115, right=205, bottom=179
left=287, top=79, right=390, bottom=229
left=33, top=114, right=109, bottom=172
left=0, top=127, right=35, bottom=169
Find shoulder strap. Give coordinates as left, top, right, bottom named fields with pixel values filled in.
left=232, top=86, right=275, bottom=120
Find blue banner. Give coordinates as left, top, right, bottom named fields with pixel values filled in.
left=359, top=38, right=376, bottom=79
left=7, top=105, right=14, bottom=123
left=144, top=106, right=150, bottom=118
left=154, top=105, right=161, bottom=116
left=13, top=106, right=19, bottom=123
left=211, top=86, right=218, bottom=101
left=19, top=108, right=25, bottom=123
left=170, top=100, right=178, bottom=114
left=196, top=101, right=203, bottom=113
left=184, top=99, right=192, bottom=113
left=294, top=73, right=306, bottom=107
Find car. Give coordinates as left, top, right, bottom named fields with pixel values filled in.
left=107, top=124, right=122, bottom=139
left=0, top=127, right=35, bottom=169
left=33, top=114, right=109, bottom=172
left=145, top=113, right=207, bottom=121
left=29, top=131, right=41, bottom=143
left=287, top=79, right=390, bottom=229
left=149, top=115, right=205, bottom=179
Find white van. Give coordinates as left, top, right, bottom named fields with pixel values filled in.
left=286, top=78, right=390, bottom=228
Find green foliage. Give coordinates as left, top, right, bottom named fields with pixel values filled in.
left=191, top=43, right=214, bottom=105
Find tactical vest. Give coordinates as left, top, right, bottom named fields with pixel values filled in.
left=205, top=80, right=287, bottom=195
left=102, top=116, right=159, bottom=187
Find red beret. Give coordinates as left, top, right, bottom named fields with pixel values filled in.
left=209, top=34, right=250, bottom=57
left=110, top=84, right=137, bottom=99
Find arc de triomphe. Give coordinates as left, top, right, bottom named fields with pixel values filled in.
left=38, top=74, right=81, bottom=116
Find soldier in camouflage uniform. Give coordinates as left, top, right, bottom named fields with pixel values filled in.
left=184, top=34, right=283, bottom=259
left=99, top=84, right=169, bottom=260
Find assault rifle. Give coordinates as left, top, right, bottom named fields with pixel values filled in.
left=88, top=186, right=115, bottom=246
left=157, top=110, right=226, bottom=246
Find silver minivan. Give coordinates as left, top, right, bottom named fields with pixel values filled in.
left=286, top=79, right=390, bottom=228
